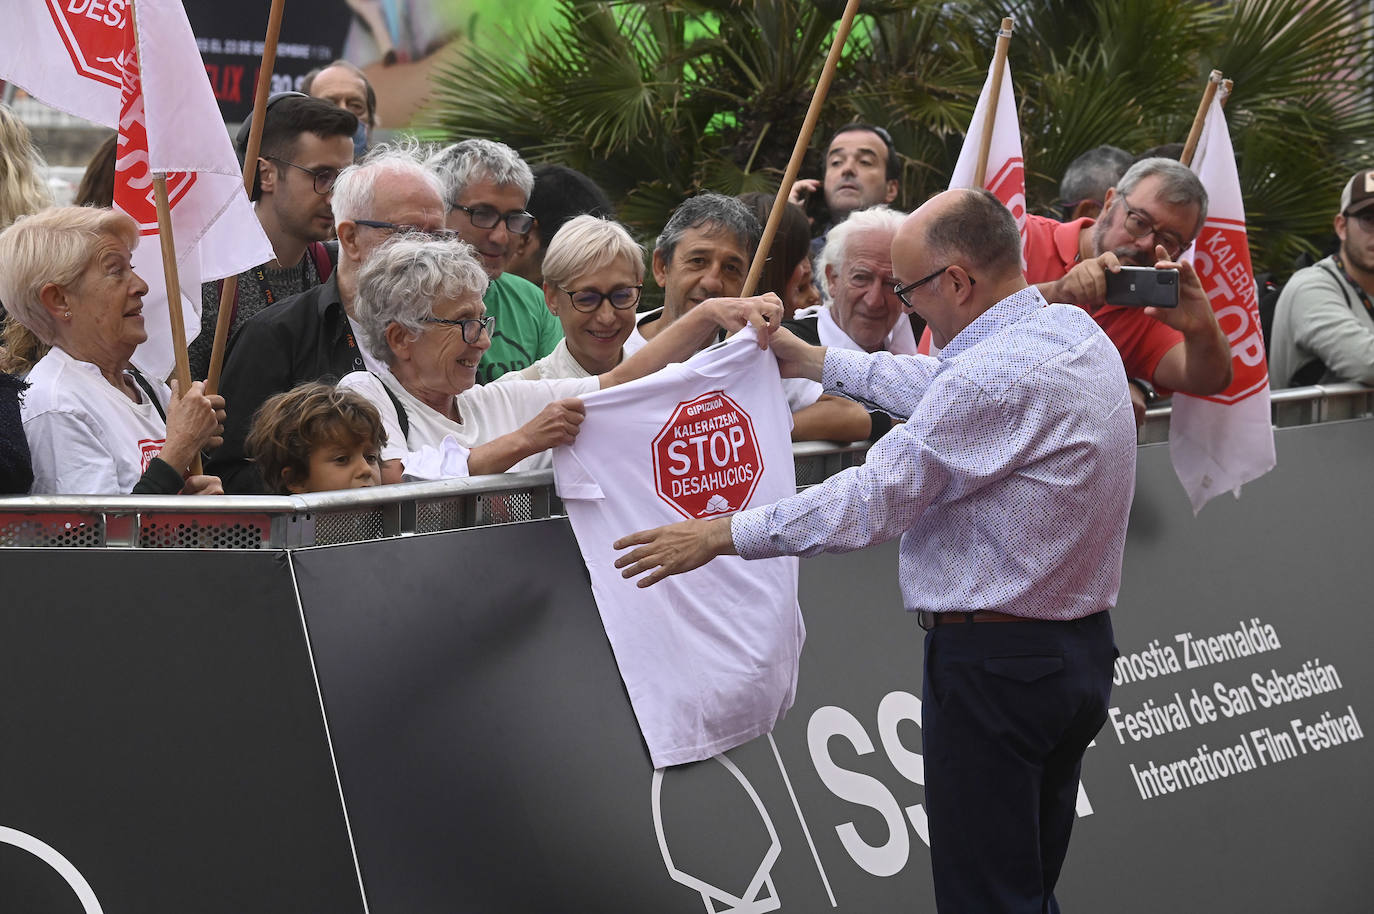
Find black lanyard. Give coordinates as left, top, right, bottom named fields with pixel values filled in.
left=1332, top=255, right=1374, bottom=320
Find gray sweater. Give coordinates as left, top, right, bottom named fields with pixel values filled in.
left=1269, top=256, right=1374, bottom=388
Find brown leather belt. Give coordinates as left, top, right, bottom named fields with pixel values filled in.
left=917, top=610, right=1035, bottom=631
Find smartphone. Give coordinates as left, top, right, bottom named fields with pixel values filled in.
left=1104, top=266, right=1179, bottom=308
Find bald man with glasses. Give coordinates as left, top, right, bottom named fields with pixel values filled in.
left=1024, top=157, right=1232, bottom=416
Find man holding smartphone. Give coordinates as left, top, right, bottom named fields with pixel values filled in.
left=1028, top=157, right=1232, bottom=407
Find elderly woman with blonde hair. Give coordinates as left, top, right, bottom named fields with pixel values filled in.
left=337, top=235, right=780, bottom=481
left=0, top=207, right=225, bottom=494
left=500, top=214, right=644, bottom=380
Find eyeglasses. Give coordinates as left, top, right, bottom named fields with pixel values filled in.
left=264, top=156, right=340, bottom=195
left=560, top=285, right=642, bottom=313
left=453, top=203, right=535, bottom=235
left=421, top=314, right=495, bottom=344
left=893, top=267, right=974, bottom=308
left=1343, top=209, right=1374, bottom=230
left=354, top=219, right=460, bottom=242
left=1119, top=195, right=1188, bottom=258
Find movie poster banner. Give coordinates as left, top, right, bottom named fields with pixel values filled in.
left=184, top=0, right=458, bottom=125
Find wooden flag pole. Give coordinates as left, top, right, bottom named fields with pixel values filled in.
left=204, top=0, right=288, bottom=395
left=973, top=17, right=1015, bottom=187
left=1220, top=78, right=1234, bottom=109
left=152, top=175, right=201, bottom=476
left=127, top=0, right=199, bottom=474
left=741, top=0, right=862, bottom=298
left=1181, top=70, right=1224, bottom=168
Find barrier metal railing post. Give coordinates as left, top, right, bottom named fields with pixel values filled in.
left=1, top=385, right=1370, bottom=550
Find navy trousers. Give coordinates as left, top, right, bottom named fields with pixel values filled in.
left=922, top=611, right=1116, bottom=914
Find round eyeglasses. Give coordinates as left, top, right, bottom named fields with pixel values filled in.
left=560, top=285, right=642, bottom=313
left=264, top=156, right=340, bottom=195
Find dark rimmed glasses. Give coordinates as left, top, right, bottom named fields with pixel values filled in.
left=354, top=219, right=461, bottom=242
left=421, top=315, right=495, bottom=344
left=560, top=285, right=642, bottom=313
left=894, top=267, right=974, bottom=307
left=1119, top=195, right=1188, bottom=258
left=453, top=202, right=535, bottom=235
left=264, top=155, right=340, bottom=195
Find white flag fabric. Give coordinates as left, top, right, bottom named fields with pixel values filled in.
left=1, top=0, right=272, bottom=381
left=949, top=54, right=1028, bottom=261
left=923, top=47, right=1027, bottom=355
left=0, top=3, right=122, bottom=127
left=1174, top=95, right=1277, bottom=512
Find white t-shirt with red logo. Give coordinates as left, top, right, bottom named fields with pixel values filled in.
left=553, top=329, right=804, bottom=768
left=21, top=347, right=171, bottom=494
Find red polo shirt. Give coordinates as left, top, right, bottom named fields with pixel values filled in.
left=1025, top=213, right=1182, bottom=393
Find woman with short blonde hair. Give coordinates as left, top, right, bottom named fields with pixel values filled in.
left=502, top=214, right=646, bottom=381
left=0, top=207, right=227, bottom=494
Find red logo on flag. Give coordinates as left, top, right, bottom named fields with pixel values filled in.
left=652, top=392, right=764, bottom=520
left=112, top=21, right=195, bottom=235
left=138, top=437, right=165, bottom=472
left=987, top=157, right=1027, bottom=227
left=1191, top=218, right=1269, bottom=405
left=45, top=0, right=129, bottom=88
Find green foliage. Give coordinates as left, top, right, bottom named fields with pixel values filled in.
left=431, top=0, right=1374, bottom=277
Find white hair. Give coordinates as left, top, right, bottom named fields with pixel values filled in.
left=332, top=141, right=446, bottom=226
left=815, top=206, right=907, bottom=304
left=0, top=206, right=139, bottom=345
left=354, top=235, right=490, bottom=365
left=426, top=139, right=534, bottom=202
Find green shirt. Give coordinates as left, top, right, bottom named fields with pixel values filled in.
left=478, top=272, right=563, bottom=383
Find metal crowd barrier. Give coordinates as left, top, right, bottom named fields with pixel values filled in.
left=1, top=384, right=1368, bottom=550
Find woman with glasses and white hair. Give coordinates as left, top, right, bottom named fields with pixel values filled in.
left=0, top=207, right=225, bottom=494
left=499, top=214, right=644, bottom=381
left=338, top=235, right=781, bottom=481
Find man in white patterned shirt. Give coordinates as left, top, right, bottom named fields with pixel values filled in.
left=615, top=188, right=1141, bottom=913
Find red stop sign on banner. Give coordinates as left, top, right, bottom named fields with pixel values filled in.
left=987, top=157, right=1026, bottom=223
left=111, top=21, right=195, bottom=235
left=1191, top=220, right=1270, bottom=405
left=45, top=0, right=128, bottom=88
left=652, top=391, right=764, bottom=520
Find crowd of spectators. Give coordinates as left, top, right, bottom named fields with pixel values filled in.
left=0, top=87, right=1366, bottom=499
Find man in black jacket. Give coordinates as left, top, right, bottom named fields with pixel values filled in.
left=210, top=147, right=449, bottom=493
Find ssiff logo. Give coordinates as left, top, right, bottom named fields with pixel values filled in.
left=652, top=391, right=764, bottom=520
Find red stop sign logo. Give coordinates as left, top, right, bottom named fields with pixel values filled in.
left=652, top=391, right=764, bottom=520
left=987, top=156, right=1028, bottom=251
left=46, top=0, right=129, bottom=88
left=111, top=23, right=195, bottom=235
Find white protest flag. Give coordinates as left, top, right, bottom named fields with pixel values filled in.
left=0, top=0, right=272, bottom=381
left=1174, top=94, right=1276, bottom=512
left=0, top=2, right=123, bottom=127
left=116, top=0, right=273, bottom=380
left=949, top=51, right=1028, bottom=261
left=922, top=24, right=1027, bottom=356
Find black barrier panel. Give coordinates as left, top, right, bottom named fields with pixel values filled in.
left=295, top=418, right=1374, bottom=912
left=0, top=551, right=365, bottom=914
